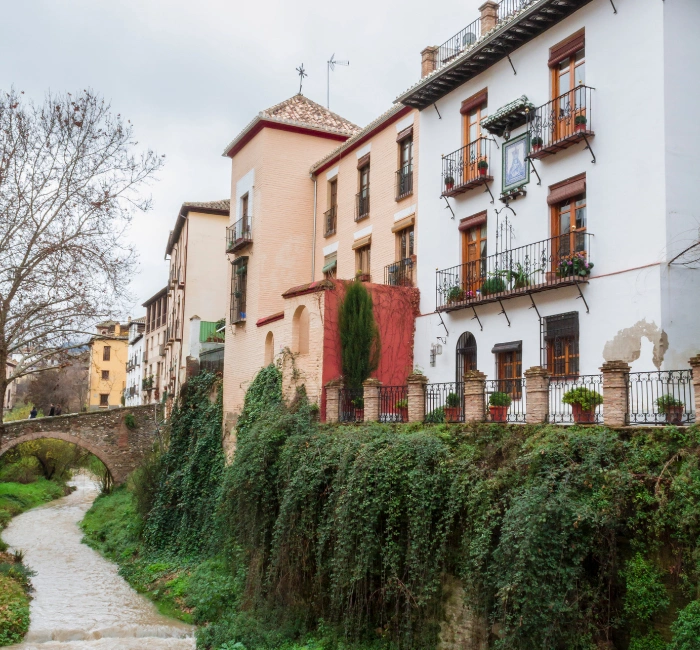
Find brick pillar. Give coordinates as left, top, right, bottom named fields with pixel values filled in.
left=464, top=370, right=486, bottom=423
left=479, top=1, right=499, bottom=36
left=407, top=373, right=428, bottom=423
left=689, top=355, right=700, bottom=419
left=600, top=361, right=631, bottom=427
left=363, top=378, right=381, bottom=422
left=524, top=366, right=550, bottom=424
left=421, top=46, right=439, bottom=78
left=325, top=379, right=343, bottom=423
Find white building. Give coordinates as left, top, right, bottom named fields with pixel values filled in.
left=397, top=0, right=700, bottom=393
left=125, top=317, right=145, bottom=407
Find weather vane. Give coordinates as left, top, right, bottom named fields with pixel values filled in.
left=327, top=53, right=349, bottom=108
left=296, top=64, right=307, bottom=95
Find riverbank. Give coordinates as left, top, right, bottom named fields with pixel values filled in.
left=0, top=479, right=67, bottom=645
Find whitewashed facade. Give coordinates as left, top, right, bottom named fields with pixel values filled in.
left=398, top=0, right=700, bottom=386
left=125, top=318, right=145, bottom=407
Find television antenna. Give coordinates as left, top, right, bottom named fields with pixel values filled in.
left=327, top=53, right=349, bottom=108
left=296, top=63, right=307, bottom=95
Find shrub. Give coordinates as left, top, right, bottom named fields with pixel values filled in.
left=622, top=554, right=669, bottom=622
left=124, top=413, right=137, bottom=429
left=0, top=574, right=30, bottom=645
left=480, top=277, right=506, bottom=296
left=338, top=280, right=380, bottom=390
left=488, top=391, right=512, bottom=407
left=446, top=392, right=461, bottom=408
left=656, top=394, right=684, bottom=413
left=562, top=386, right=604, bottom=410
left=630, top=632, right=667, bottom=650
left=670, top=600, right=700, bottom=650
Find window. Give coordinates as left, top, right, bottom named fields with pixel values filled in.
left=552, top=191, right=587, bottom=262
left=101, top=370, right=109, bottom=381
left=323, top=252, right=337, bottom=280
left=355, top=244, right=371, bottom=280
left=230, top=257, right=248, bottom=324
left=325, top=180, right=338, bottom=236
left=99, top=394, right=109, bottom=407
left=264, top=331, right=275, bottom=365
left=103, top=346, right=111, bottom=361
left=241, top=193, right=249, bottom=218
left=356, top=162, right=370, bottom=220
left=545, top=312, right=579, bottom=377
left=396, top=135, right=413, bottom=199
left=398, top=226, right=414, bottom=261
left=554, top=46, right=585, bottom=100
left=292, top=306, right=310, bottom=355
left=493, top=341, right=522, bottom=399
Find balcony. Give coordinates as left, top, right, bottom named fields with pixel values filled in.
left=396, top=164, right=413, bottom=200
left=385, top=258, right=415, bottom=287
left=436, top=232, right=593, bottom=312
left=527, top=86, right=595, bottom=160
left=324, top=206, right=337, bottom=237
left=355, top=186, right=370, bottom=221
left=226, top=215, right=252, bottom=253
left=441, top=137, right=493, bottom=197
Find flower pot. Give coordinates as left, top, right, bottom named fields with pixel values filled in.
left=398, top=407, right=408, bottom=422
left=664, top=405, right=684, bottom=425
left=489, top=405, right=508, bottom=422
left=355, top=408, right=364, bottom=421
left=572, top=403, right=596, bottom=424
left=532, top=144, right=542, bottom=152
left=478, top=167, right=488, bottom=177
left=445, top=406, right=461, bottom=423
left=445, top=182, right=454, bottom=192
left=575, top=123, right=586, bottom=133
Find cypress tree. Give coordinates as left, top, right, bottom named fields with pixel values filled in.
left=338, top=280, right=381, bottom=389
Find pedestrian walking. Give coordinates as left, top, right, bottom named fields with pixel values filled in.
left=48, top=404, right=55, bottom=416
left=55, top=405, right=62, bottom=416
left=29, top=406, right=37, bottom=419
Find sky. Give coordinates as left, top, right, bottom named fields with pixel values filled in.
left=0, top=0, right=480, bottom=317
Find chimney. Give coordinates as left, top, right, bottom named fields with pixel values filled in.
left=421, top=46, right=439, bottom=78
left=479, top=1, right=499, bottom=36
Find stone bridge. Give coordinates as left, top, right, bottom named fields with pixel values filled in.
left=0, top=405, right=162, bottom=484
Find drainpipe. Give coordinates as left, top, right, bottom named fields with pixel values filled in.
left=311, top=174, right=317, bottom=282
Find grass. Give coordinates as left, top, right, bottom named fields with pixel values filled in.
left=0, top=479, right=66, bottom=532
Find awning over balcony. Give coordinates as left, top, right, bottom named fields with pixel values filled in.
left=491, top=340, right=522, bottom=354
left=480, top=96, right=535, bottom=138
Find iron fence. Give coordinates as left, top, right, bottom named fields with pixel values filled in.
left=355, top=187, right=370, bottom=221
left=436, top=232, right=593, bottom=311
left=340, top=387, right=364, bottom=423
left=424, top=382, right=464, bottom=423
left=548, top=374, right=603, bottom=424
left=324, top=206, right=337, bottom=237
left=498, top=0, right=538, bottom=21
left=527, top=86, right=594, bottom=156
left=485, top=378, right=526, bottom=422
left=396, top=164, right=413, bottom=200
left=226, top=215, right=252, bottom=253
left=627, top=370, right=695, bottom=426
left=437, top=18, right=481, bottom=69
left=385, top=258, right=415, bottom=287
left=442, top=137, right=492, bottom=195
left=379, top=386, right=409, bottom=423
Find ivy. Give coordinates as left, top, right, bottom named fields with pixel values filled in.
left=236, top=364, right=283, bottom=439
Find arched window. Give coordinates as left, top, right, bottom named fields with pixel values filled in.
left=456, top=332, right=477, bottom=382
left=264, top=331, right=275, bottom=366
left=292, top=305, right=310, bottom=355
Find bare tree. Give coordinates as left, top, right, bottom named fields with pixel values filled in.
left=0, top=89, right=163, bottom=422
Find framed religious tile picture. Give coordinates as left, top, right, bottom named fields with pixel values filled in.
left=502, top=133, right=530, bottom=193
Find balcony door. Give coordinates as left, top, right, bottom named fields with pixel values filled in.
left=461, top=222, right=487, bottom=297
left=456, top=332, right=477, bottom=382
left=553, top=47, right=585, bottom=140
left=463, top=103, right=488, bottom=183
left=552, top=192, right=586, bottom=266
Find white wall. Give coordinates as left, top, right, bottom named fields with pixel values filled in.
left=126, top=335, right=143, bottom=407
left=413, top=0, right=688, bottom=382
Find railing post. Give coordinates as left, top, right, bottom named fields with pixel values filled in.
left=363, top=378, right=381, bottom=423
left=689, top=355, right=700, bottom=420
left=479, top=1, right=499, bottom=35
left=464, top=370, right=487, bottom=423
left=421, top=46, right=438, bottom=78
left=407, top=373, right=428, bottom=423
left=524, top=366, right=550, bottom=424
left=325, top=379, right=343, bottom=424
left=600, top=361, right=631, bottom=427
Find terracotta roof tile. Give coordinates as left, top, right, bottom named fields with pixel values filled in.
left=181, top=199, right=230, bottom=213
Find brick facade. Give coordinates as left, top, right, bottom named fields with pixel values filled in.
left=600, top=360, right=631, bottom=428
left=463, top=370, right=486, bottom=423
left=523, top=366, right=550, bottom=424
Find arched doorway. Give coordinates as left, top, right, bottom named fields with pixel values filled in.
left=456, top=332, right=477, bottom=382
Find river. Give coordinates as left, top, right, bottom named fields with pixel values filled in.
left=1, top=475, right=196, bottom=650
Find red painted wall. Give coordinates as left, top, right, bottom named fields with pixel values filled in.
left=321, top=281, right=420, bottom=420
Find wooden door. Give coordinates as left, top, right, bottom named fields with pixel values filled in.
left=552, top=193, right=587, bottom=267
left=462, top=223, right=487, bottom=297
left=553, top=47, right=585, bottom=141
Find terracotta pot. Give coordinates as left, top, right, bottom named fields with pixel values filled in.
left=532, top=144, right=542, bottom=152
left=665, top=405, right=684, bottom=425
left=478, top=167, right=488, bottom=176
left=445, top=406, right=461, bottom=423
left=445, top=182, right=454, bottom=191
left=575, top=123, right=586, bottom=133
left=355, top=408, right=364, bottom=421
left=489, top=405, right=508, bottom=422
left=398, top=407, right=409, bottom=422
left=572, top=403, right=596, bottom=423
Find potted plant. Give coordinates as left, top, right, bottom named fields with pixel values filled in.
left=562, top=386, right=603, bottom=423
left=477, top=160, right=489, bottom=177
left=575, top=115, right=588, bottom=133
left=489, top=391, right=512, bottom=422
left=444, top=175, right=455, bottom=192
left=352, top=396, right=365, bottom=421
left=531, top=136, right=543, bottom=152
left=446, top=285, right=464, bottom=305
left=557, top=251, right=594, bottom=278
left=480, top=276, right=507, bottom=296
left=656, top=395, right=685, bottom=425
left=445, top=392, right=461, bottom=423
left=395, top=399, right=409, bottom=422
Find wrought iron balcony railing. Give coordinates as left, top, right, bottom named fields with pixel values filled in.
left=226, top=215, right=252, bottom=253
left=355, top=186, right=370, bottom=221
left=384, top=258, right=415, bottom=287
left=436, top=232, right=593, bottom=311
left=441, top=137, right=492, bottom=197
left=324, top=206, right=337, bottom=237
left=435, top=0, right=538, bottom=72
left=527, top=85, right=595, bottom=159
left=396, top=164, right=413, bottom=200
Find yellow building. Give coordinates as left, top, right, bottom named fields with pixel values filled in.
left=86, top=321, right=129, bottom=411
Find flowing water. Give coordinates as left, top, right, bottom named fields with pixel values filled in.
left=1, top=475, right=195, bottom=650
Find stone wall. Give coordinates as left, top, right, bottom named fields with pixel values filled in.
left=0, top=404, right=161, bottom=484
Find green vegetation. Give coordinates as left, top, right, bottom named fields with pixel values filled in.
left=488, top=391, right=512, bottom=407
left=81, top=364, right=700, bottom=649
left=338, top=280, right=380, bottom=390
left=0, top=570, right=30, bottom=645
left=656, top=395, right=685, bottom=413
left=562, top=385, right=604, bottom=410
left=3, top=402, right=41, bottom=422
left=0, top=479, right=65, bottom=531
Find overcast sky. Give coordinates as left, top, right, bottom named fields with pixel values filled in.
left=1, top=0, right=480, bottom=317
